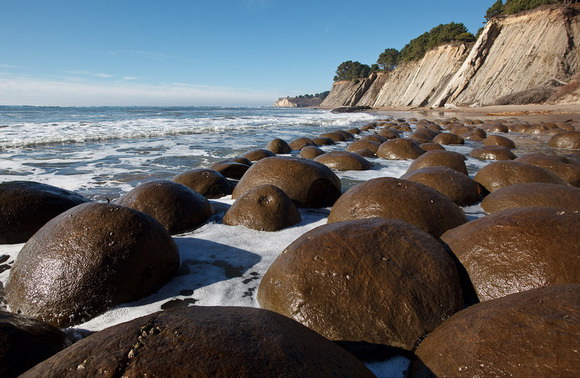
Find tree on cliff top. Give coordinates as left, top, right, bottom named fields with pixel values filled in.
left=399, top=22, right=475, bottom=63
left=377, top=48, right=400, bottom=71
left=486, top=0, right=577, bottom=19
left=333, top=61, right=372, bottom=81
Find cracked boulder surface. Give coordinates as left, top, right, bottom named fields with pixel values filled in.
left=20, top=306, right=374, bottom=377
left=5, top=202, right=179, bottom=328
left=258, top=218, right=463, bottom=351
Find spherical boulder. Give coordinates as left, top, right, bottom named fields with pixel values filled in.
left=401, top=166, right=483, bottom=206
left=481, top=182, right=580, bottom=213
left=548, top=131, right=580, bottom=149
left=312, top=137, right=334, bottom=146
left=223, top=184, right=301, bottom=231
left=240, top=148, right=276, bottom=162
left=433, top=133, right=464, bottom=145
left=483, top=135, right=516, bottom=149
left=173, top=169, right=234, bottom=199
left=0, top=311, right=67, bottom=377
left=0, top=181, right=90, bottom=244
left=21, top=306, right=373, bottom=378
left=232, top=157, right=341, bottom=208
left=5, top=202, right=179, bottom=327
left=377, top=128, right=400, bottom=139
left=210, top=160, right=250, bottom=180
left=406, top=150, right=468, bottom=175
left=376, top=139, right=426, bottom=160
left=346, top=139, right=381, bottom=154
left=299, top=145, right=325, bottom=159
left=414, top=284, right=580, bottom=377
left=289, top=137, right=316, bottom=151
left=470, top=145, right=517, bottom=160
left=319, top=131, right=346, bottom=142
left=515, top=153, right=580, bottom=186
left=314, top=151, right=372, bottom=171
left=474, top=161, right=567, bottom=192
left=419, top=142, right=446, bottom=151
left=258, top=218, right=463, bottom=350
left=441, top=207, right=580, bottom=301
left=115, top=180, right=212, bottom=235
left=328, top=177, right=466, bottom=237
left=266, top=138, right=291, bottom=154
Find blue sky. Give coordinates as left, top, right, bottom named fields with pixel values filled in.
left=0, top=0, right=491, bottom=106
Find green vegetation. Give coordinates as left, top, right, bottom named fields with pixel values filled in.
left=296, top=91, right=330, bottom=99
left=399, top=22, right=476, bottom=62
left=377, top=48, right=400, bottom=71
left=485, top=0, right=577, bottom=20
left=333, top=61, right=372, bottom=81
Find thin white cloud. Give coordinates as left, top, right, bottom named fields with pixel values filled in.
left=0, top=76, right=281, bottom=106
left=64, top=70, right=114, bottom=79
left=122, top=76, right=139, bottom=81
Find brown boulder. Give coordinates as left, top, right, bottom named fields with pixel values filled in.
left=328, top=177, right=466, bottom=237
left=266, top=138, right=291, bottom=154
left=314, top=151, right=372, bottom=171
left=515, top=153, right=580, bottom=186
left=0, top=311, right=67, bottom=378
left=299, top=145, right=325, bottom=159
left=548, top=131, right=580, bottom=149
left=441, top=207, right=580, bottom=301
left=209, top=160, right=250, bottom=180
left=223, top=184, right=301, bottom=231
left=240, top=148, right=276, bottom=162
left=319, top=131, right=346, bottom=142
left=470, top=145, right=517, bottom=160
left=376, top=139, right=426, bottom=160
left=419, top=142, right=446, bottom=151
left=401, top=167, right=483, bottom=206
left=474, top=161, right=567, bottom=192
left=0, top=181, right=90, bottom=244
left=377, top=128, right=401, bottom=139
left=433, top=133, right=464, bottom=145
left=414, top=284, right=580, bottom=377
left=361, top=133, right=387, bottom=143
left=483, top=135, right=516, bottom=149
left=21, top=306, right=373, bottom=378
left=312, top=137, right=334, bottom=146
left=289, top=137, right=316, bottom=151
left=115, top=180, right=212, bottom=235
left=232, top=157, right=341, bottom=208
left=172, top=169, right=234, bottom=199
left=406, top=150, right=468, bottom=175
left=258, top=218, right=463, bottom=350
left=5, top=202, right=179, bottom=327
left=481, top=182, right=580, bottom=213
left=346, top=139, right=381, bottom=154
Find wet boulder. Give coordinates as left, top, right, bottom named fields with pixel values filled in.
left=299, top=146, right=325, bottom=160
left=474, top=161, right=567, bottom=192
left=433, top=133, right=464, bottom=145
left=0, top=181, right=90, bottom=244
left=312, top=137, right=334, bottom=146
left=0, top=312, right=67, bottom=378
left=470, top=145, right=517, bottom=160
left=21, top=306, right=373, bottom=378
left=240, top=148, right=276, bottom=162
left=266, top=138, right=291, bottom=154
left=406, top=150, right=468, bottom=175
left=232, top=157, right=341, bottom=208
left=481, top=182, right=580, bottom=213
left=414, top=284, right=580, bottom=377
left=441, top=207, right=580, bottom=301
left=210, top=160, right=251, bottom=180
left=314, top=151, right=371, bottom=171
left=319, top=131, right=346, bottom=142
left=258, top=218, right=463, bottom=350
left=419, top=142, right=446, bottom=151
left=115, top=180, right=212, bottom=235
left=328, top=177, right=466, bottom=237
left=376, top=139, right=426, bottom=160
left=223, top=184, right=301, bottom=231
left=346, top=139, right=381, bottom=154
left=548, top=131, right=580, bottom=149
left=483, top=135, right=516, bottom=149
left=515, top=153, right=580, bottom=186
left=173, top=169, right=234, bottom=199
left=5, top=202, right=179, bottom=327
left=401, top=166, right=483, bottom=206
left=289, top=137, right=316, bottom=151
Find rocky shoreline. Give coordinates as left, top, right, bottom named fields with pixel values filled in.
left=1, top=109, right=579, bottom=377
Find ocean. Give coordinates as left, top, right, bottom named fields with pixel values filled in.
left=0, top=105, right=508, bottom=376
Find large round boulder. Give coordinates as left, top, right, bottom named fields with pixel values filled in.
left=406, top=150, right=468, bottom=175
left=240, top=148, right=276, bottom=162
left=481, top=182, right=580, bottom=213
left=314, top=151, right=371, bottom=171
left=232, top=157, right=341, bottom=208
left=401, top=166, right=483, bottom=206
left=258, top=218, right=463, bottom=350
left=470, top=145, right=517, bottom=160
left=433, top=133, right=464, bottom=145
left=346, top=139, right=381, bottom=154
left=548, top=131, right=580, bottom=149
left=515, top=153, right=580, bottom=186
left=289, top=137, right=316, bottom=151
left=376, top=139, right=426, bottom=160
left=209, top=160, right=250, bottom=180
left=474, top=161, right=568, bottom=192
left=441, top=207, right=580, bottom=301
left=414, top=284, right=580, bottom=377
left=115, top=180, right=212, bottom=235
left=328, top=177, right=466, bottom=237
left=266, top=138, right=291, bottom=154
left=172, top=169, right=234, bottom=199
left=0, top=181, right=90, bottom=244
left=0, top=312, right=67, bottom=377
left=483, top=135, right=516, bottom=149
left=223, top=184, right=301, bottom=231
left=21, top=306, right=373, bottom=378
left=299, top=145, right=325, bottom=159
left=5, top=202, right=179, bottom=327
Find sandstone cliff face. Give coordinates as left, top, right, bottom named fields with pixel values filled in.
left=273, top=96, right=325, bottom=108
left=319, top=5, right=580, bottom=109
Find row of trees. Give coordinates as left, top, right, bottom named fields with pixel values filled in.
left=296, top=91, right=330, bottom=99
left=334, top=0, right=577, bottom=82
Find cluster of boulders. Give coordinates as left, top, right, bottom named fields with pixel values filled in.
left=0, top=115, right=579, bottom=376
